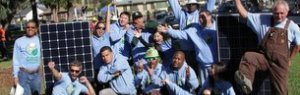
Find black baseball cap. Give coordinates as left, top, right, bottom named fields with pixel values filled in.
left=132, top=11, right=143, bottom=21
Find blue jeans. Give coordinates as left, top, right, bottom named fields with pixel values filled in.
left=206, top=0, right=216, bottom=12
left=18, top=71, right=41, bottom=95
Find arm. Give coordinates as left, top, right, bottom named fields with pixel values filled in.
left=152, top=70, right=167, bottom=87
left=12, top=41, right=20, bottom=79
left=80, top=76, right=96, bottom=95
left=134, top=70, right=148, bottom=88
left=290, top=45, right=300, bottom=61
left=164, top=80, right=192, bottom=95
left=48, top=61, right=62, bottom=80
left=234, top=0, right=248, bottom=18
left=12, top=41, right=21, bottom=84
left=185, top=67, right=199, bottom=90
left=167, top=28, right=190, bottom=40
left=135, top=31, right=152, bottom=48
left=97, top=66, right=114, bottom=83
left=290, top=24, right=300, bottom=66
left=105, top=3, right=112, bottom=32
left=168, top=0, right=183, bottom=19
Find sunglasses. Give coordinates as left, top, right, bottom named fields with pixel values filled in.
left=96, top=27, right=105, bottom=30
left=26, top=26, right=36, bottom=29
left=146, top=57, right=158, bottom=62
left=70, top=69, right=80, bottom=73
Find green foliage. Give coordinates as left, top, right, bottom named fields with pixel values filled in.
left=0, top=0, right=28, bottom=26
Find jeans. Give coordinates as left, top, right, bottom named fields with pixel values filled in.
left=18, top=71, right=41, bottom=95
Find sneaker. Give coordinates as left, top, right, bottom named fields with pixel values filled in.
left=235, top=70, right=252, bottom=94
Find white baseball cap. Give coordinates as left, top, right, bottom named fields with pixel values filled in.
left=186, top=0, right=200, bottom=5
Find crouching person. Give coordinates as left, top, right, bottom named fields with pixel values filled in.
left=98, top=46, right=136, bottom=95
left=153, top=50, right=199, bottom=94
left=134, top=48, right=163, bottom=94
left=48, top=60, right=95, bottom=95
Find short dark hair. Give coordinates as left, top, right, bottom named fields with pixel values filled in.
left=173, top=50, right=185, bottom=59
left=26, top=20, right=37, bottom=27
left=120, top=11, right=131, bottom=18
left=100, top=46, right=113, bottom=53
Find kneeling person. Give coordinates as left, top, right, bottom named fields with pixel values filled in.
left=153, top=51, right=199, bottom=94
left=48, top=60, right=95, bottom=95
left=98, top=46, right=136, bottom=95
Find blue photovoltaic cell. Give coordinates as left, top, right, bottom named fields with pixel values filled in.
left=39, top=22, right=93, bottom=94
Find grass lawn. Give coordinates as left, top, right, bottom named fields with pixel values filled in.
left=0, top=59, right=12, bottom=69
left=0, top=55, right=300, bottom=94
left=289, top=54, right=300, bottom=95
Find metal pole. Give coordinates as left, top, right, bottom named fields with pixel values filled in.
left=31, top=0, right=39, bottom=26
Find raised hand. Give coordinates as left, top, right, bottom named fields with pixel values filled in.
left=185, top=66, right=190, bottom=79
left=147, top=66, right=154, bottom=76
left=137, top=60, right=144, bottom=72
left=134, top=29, right=142, bottom=38
left=48, top=61, right=55, bottom=69
left=80, top=76, right=89, bottom=84
left=113, top=71, right=121, bottom=77
left=162, top=79, right=170, bottom=85
left=157, top=25, right=168, bottom=33
left=124, top=24, right=130, bottom=31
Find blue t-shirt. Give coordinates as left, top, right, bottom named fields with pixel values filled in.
left=52, top=73, right=88, bottom=95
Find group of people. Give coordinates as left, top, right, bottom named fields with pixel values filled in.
left=11, top=0, right=300, bottom=95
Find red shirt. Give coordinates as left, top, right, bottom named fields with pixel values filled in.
left=0, top=28, right=6, bottom=41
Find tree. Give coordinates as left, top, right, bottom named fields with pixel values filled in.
left=41, top=0, right=82, bottom=22
left=0, top=0, right=28, bottom=30
left=41, top=0, right=65, bottom=22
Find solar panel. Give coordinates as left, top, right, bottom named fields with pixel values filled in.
left=216, top=13, right=271, bottom=95
left=39, top=22, right=94, bottom=93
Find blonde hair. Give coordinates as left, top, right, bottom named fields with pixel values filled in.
left=272, top=0, right=290, bottom=12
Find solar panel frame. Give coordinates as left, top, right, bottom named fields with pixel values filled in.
left=39, top=21, right=94, bottom=94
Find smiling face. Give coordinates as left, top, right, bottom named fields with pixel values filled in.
left=119, top=14, right=129, bottom=26
left=70, top=66, right=82, bottom=80
left=94, top=23, right=105, bottom=37
left=153, top=32, right=164, bottom=44
left=25, top=22, right=37, bottom=37
left=172, top=51, right=185, bottom=70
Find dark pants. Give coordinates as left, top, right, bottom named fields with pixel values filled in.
left=239, top=52, right=289, bottom=95
left=0, top=41, right=7, bottom=58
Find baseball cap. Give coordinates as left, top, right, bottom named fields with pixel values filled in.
left=132, top=11, right=143, bottom=20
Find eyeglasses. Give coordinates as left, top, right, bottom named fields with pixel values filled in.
left=70, top=69, right=80, bottom=73
left=146, top=57, right=158, bottom=62
left=26, top=26, right=36, bottom=29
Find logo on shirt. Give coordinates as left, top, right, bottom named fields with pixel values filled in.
left=26, top=43, right=38, bottom=56
left=25, top=43, right=39, bottom=63
left=66, top=84, right=75, bottom=95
